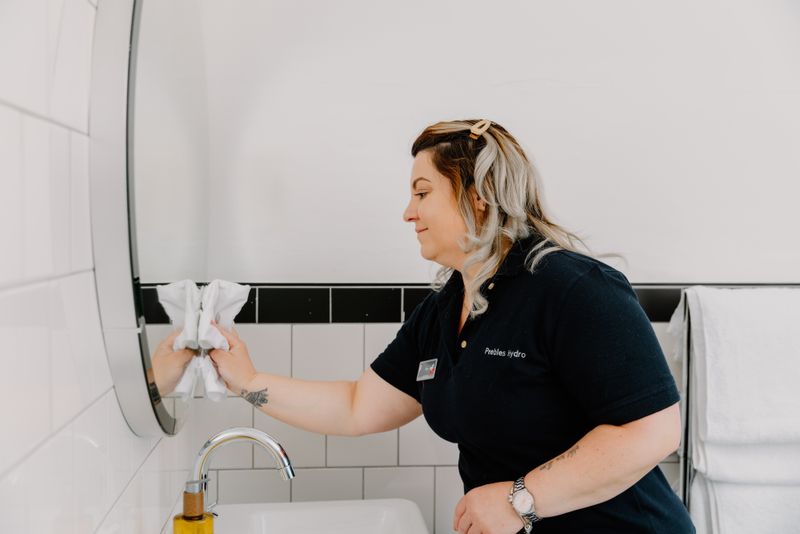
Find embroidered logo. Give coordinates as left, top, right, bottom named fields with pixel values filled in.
left=484, top=347, right=526, bottom=359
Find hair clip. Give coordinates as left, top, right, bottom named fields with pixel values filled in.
left=468, top=119, right=492, bottom=140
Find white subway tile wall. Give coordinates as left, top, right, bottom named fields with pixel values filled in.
left=218, top=469, right=291, bottom=505
left=365, top=467, right=435, bottom=533
left=291, top=468, right=363, bottom=502
left=152, top=320, right=683, bottom=534
left=0, top=2, right=201, bottom=532
left=435, top=466, right=464, bottom=534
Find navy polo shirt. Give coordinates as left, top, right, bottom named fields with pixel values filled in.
left=370, top=234, right=694, bottom=533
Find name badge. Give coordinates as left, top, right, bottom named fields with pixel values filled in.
left=416, top=358, right=438, bottom=381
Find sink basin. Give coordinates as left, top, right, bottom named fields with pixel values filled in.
left=168, top=498, right=429, bottom=534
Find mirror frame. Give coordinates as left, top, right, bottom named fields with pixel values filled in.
left=89, top=0, right=183, bottom=437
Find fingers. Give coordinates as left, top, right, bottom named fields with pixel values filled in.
left=456, top=512, right=473, bottom=534
left=208, top=348, right=223, bottom=362
left=453, top=497, right=466, bottom=531
left=160, top=328, right=181, bottom=348
left=212, top=321, right=241, bottom=348
left=176, top=349, right=195, bottom=363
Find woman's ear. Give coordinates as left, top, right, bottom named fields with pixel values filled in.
left=469, top=188, right=486, bottom=212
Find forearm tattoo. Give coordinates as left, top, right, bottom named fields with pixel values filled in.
left=539, top=444, right=580, bottom=471
left=240, top=387, right=269, bottom=407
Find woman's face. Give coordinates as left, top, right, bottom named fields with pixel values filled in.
left=403, top=150, right=483, bottom=270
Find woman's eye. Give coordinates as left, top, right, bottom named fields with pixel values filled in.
left=415, top=192, right=428, bottom=199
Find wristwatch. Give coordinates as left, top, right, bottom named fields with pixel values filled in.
left=508, top=476, right=542, bottom=532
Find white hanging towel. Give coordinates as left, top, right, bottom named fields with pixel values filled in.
left=668, top=286, right=800, bottom=445
left=690, top=472, right=800, bottom=534
left=156, top=280, right=202, bottom=400
left=195, top=279, right=252, bottom=401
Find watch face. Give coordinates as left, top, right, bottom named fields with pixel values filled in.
left=512, top=491, right=533, bottom=514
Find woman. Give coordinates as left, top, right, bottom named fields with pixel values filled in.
left=208, top=119, right=695, bottom=533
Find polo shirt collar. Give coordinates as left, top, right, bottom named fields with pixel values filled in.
left=437, top=233, right=545, bottom=302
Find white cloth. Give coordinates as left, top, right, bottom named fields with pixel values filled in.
left=690, top=472, right=800, bottom=534
left=156, top=280, right=202, bottom=400
left=197, top=279, right=251, bottom=350
left=692, top=442, right=800, bottom=484
left=668, top=286, right=800, bottom=445
left=195, top=280, right=251, bottom=401
left=156, top=279, right=201, bottom=350
left=669, top=286, right=800, bottom=533
left=155, top=279, right=251, bottom=402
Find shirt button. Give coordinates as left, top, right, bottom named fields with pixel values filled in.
left=488, top=282, right=495, bottom=290
left=460, top=340, right=467, bottom=348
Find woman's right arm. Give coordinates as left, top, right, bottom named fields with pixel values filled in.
left=209, top=324, right=422, bottom=437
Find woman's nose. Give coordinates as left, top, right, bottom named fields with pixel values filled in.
left=403, top=200, right=416, bottom=223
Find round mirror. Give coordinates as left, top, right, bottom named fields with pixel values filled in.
left=90, top=0, right=204, bottom=437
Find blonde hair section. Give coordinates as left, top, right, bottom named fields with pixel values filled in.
left=411, top=119, right=624, bottom=319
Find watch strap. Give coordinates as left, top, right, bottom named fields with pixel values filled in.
left=509, top=476, right=542, bottom=530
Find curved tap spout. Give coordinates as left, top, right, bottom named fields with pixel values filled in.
left=185, top=427, right=295, bottom=494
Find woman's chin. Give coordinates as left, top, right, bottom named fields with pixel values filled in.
left=418, top=244, right=432, bottom=260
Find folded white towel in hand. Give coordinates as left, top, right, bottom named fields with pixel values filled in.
left=156, top=279, right=251, bottom=402
left=198, top=279, right=251, bottom=350
left=156, top=279, right=201, bottom=350
left=156, top=280, right=202, bottom=400
left=196, top=280, right=251, bottom=401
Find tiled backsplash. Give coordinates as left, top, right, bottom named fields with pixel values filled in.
left=147, top=317, right=683, bottom=534
left=140, top=284, right=683, bottom=324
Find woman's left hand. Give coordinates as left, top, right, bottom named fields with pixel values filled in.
left=151, top=329, right=197, bottom=395
left=453, top=481, right=525, bottom=534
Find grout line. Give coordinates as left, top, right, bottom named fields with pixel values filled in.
left=290, top=324, right=293, bottom=377
left=432, top=467, right=437, bottom=534
left=0, top=385, right=113, bottom=481
left=0, top=98, right=88, bottom=136
left=201, top=463, right=458, bottom=471
left=397, top=427, right=400, bottom=465
left=66, top=133, right=73, bottom=275
left=49, top=0, right=68, bottom=89
left=0, top=267, right=95, bottom=294
left=93, top=422, right=164, bottom=533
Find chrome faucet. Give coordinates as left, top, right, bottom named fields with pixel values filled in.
left=182, top=427, right=295, bottom=516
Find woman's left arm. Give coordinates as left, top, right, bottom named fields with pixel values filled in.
left=453, top=402, right=681, bottom=533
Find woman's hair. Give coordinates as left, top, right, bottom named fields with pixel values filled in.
left=411, top=118, right=623, bottom=319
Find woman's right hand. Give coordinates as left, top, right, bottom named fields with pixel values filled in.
left=208, top=322, right=259, bottom=395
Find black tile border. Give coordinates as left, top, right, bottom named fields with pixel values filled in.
left=139, top=283, right=800, bottom=326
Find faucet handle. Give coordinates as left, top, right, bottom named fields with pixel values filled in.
left=206, top=497, right=219, bottom=517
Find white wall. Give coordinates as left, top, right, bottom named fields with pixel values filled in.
left=135, top=0, right=800, bottom=284
left=132, top=0, right=211, bottom=283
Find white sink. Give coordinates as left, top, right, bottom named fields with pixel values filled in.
left=169, top=498, right=429, bottom=534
